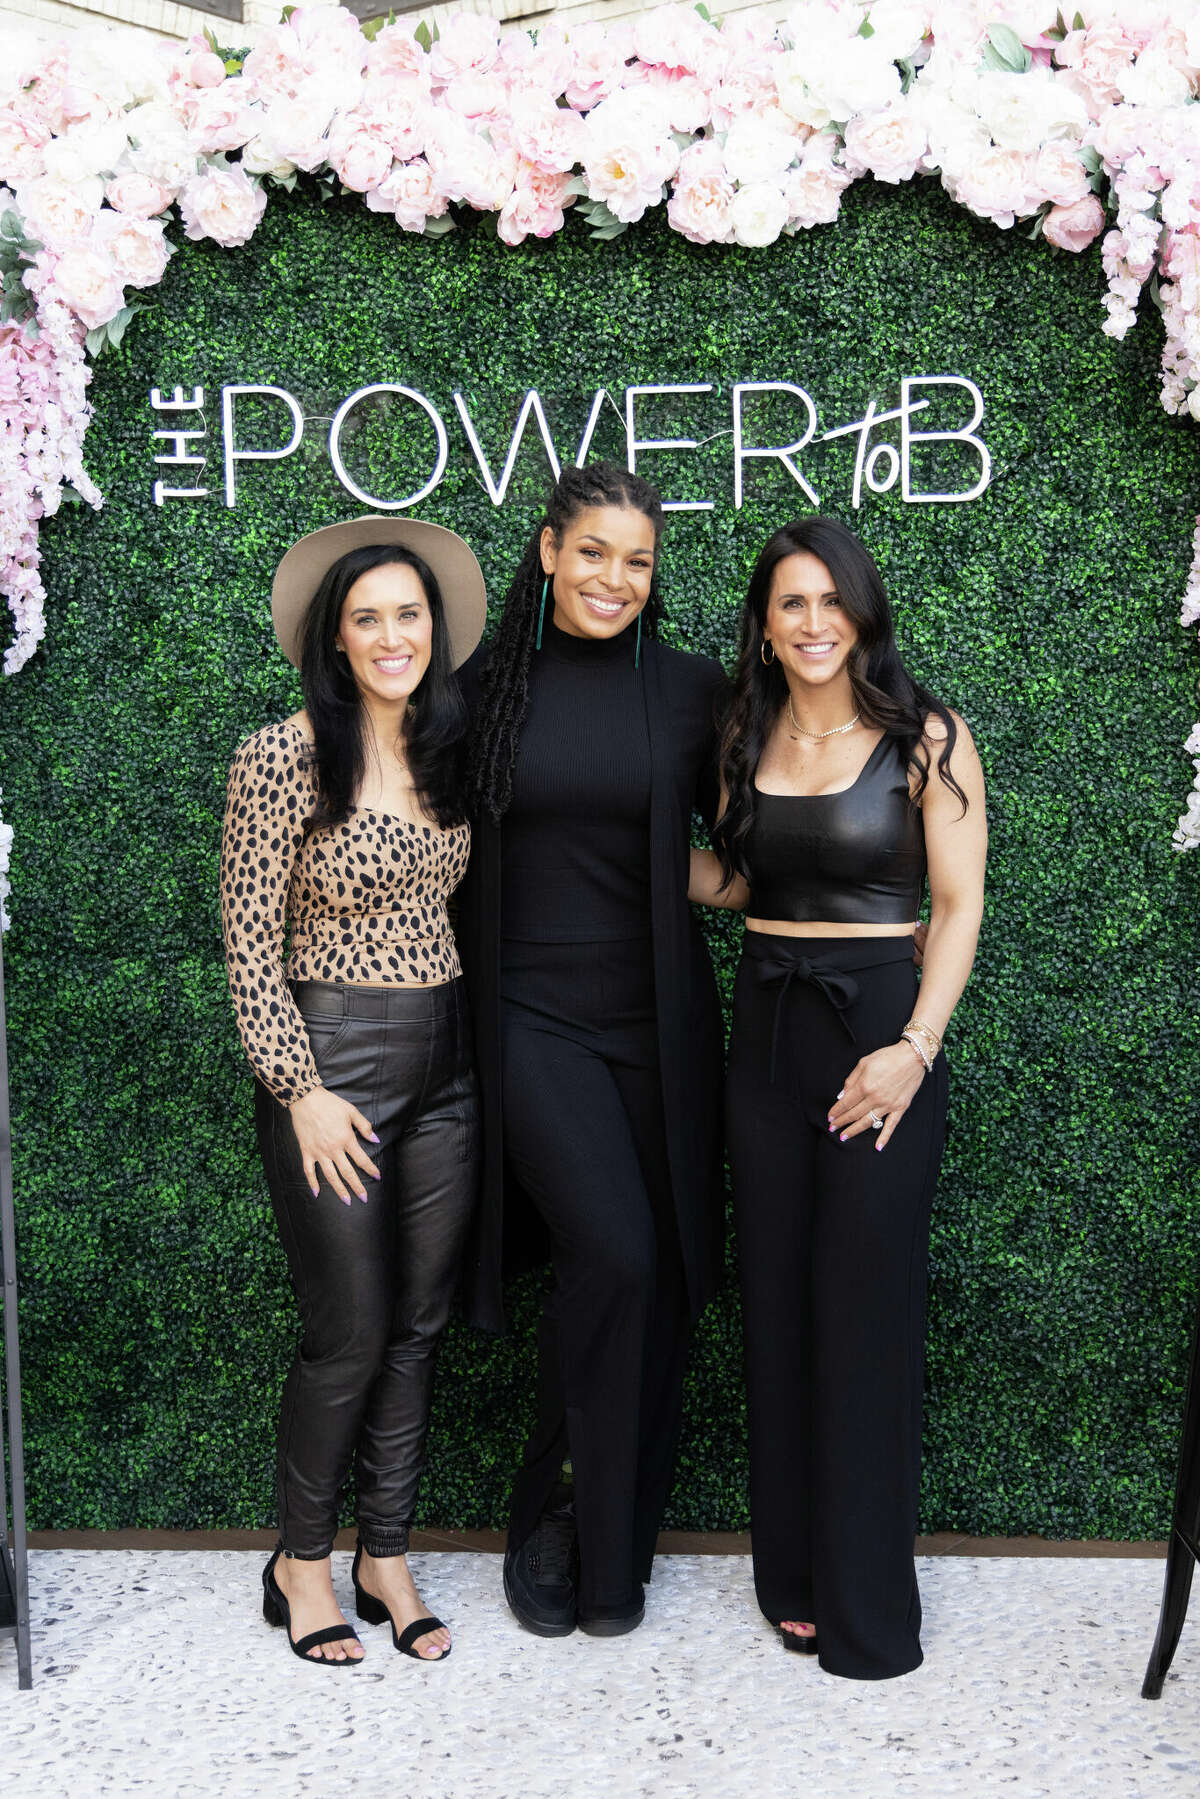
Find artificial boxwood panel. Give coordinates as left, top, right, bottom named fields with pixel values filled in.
left=2, top=177, right=1198, bottom=1535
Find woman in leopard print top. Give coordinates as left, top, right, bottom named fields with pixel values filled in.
left=220, top=516, right=486, bottom=1668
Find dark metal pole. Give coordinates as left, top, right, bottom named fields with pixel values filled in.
left=0, top=923, right=31, bottom=1689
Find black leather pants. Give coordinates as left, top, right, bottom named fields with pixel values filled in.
left=254, top=977, right=479, bottom=1560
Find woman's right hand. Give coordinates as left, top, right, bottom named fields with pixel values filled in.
left=288, top=1086, right=381, bottom=1204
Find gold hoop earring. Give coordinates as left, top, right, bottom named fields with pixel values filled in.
left=761, top=640, right=775, bottom=666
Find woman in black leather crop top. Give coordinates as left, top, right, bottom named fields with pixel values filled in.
left=692, top=516, right=986, bottom=1681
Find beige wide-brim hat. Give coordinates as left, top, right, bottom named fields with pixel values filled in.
left=270, top=515, right=488, bottom=671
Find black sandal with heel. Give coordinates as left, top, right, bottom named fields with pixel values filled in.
left=779, top=1624, right=819, bottom=1656
left=262, top=1547, right=363, bottom=1666
left=351, top=1542, right=451, bottom=1661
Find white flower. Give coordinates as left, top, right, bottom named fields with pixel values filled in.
left=722, top=116, right=799, bottom=187
left=581, top=90, right=678, bottom=225
left=125, top=103, right=198, bottom=189
left=731, top=179, right=788, bottom=248
left=42, top=117, right=129, bottom=185
left=974, top=70, right=1089, bottom=155
left=240, top=139, right=297, bottom=183
left=1118, top=48, right=1194, bottom=113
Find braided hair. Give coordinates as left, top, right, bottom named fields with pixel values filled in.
left=466, top=460, right=666, bottom=824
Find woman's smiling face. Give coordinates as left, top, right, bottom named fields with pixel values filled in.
left=541, top=505, right=657, bottom=641
left=763, top=550, right=859, bottom=688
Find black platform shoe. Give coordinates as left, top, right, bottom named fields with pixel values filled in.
left=503, top=1483, right=579, bottom=1638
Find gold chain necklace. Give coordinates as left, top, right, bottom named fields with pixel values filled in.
left=787, top=695, right=862, bottom=739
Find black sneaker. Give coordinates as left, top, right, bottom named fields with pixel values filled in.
left=503, top=1484, right=579, bottom=1638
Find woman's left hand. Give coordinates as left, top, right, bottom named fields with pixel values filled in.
left=827, top=1042, right=926, bottom=1151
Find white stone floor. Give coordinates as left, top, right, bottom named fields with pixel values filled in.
left=0, top=1552, right=1198, bottom=1799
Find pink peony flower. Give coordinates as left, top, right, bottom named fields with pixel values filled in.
left=1042, top=192, right=1106, bottom=252
left=497, top=166, right=574, bottom=246
left=50, top=242, right=125, bottom=329
left=187, top=85, right=256, bottom=156
left=429, top=14, right=501, bottom=88
left=179, top=165, right=267, bottom=247
left=783, top=157, right=852, bottom=230
left=104, top=171, right=175, bottom=218
left=253, top=87, right=337, bottom=173
left=426, top=119, right=516, bottom=212
left=950, top=148, right=1036, bottom=230
left=327, top=115, right=394, bottom=193
left=0, top=108, right=50, bottom=184
left=16, top=175, right=103, bottom=248
left=1033, top=142, right=1092, bottom=208
left=508, top=90, right=586, bottom=174
left=843, top=99, right=928, bottom=185
left=667, top=141, right=735, bottom=245
left=91, top=210, right=171, bottom=286
left=1056, top=24, right=1142, bottom=115
left=361, top=83, right=431, bottom=163
left=364, top=156, right=448, bottom=233
left=443, top=74, right=510, bottom=126
left=366, top=21, right=430, bottom=89
left=560, top=22, right=628, bottom=112
left=638, top=68, right=712, bottom=136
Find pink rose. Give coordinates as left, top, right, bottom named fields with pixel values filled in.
left=92, top=211, right=172, bottom=287
left=179, top=165, right=267, bottom=247
left=327, top=116, right=394, bottom=193
left=104, top=172, right=175, bottom=218
left=364, top=157, right=447, bottom=233
left=51, top=242, right=125, bottom=329
left=843, top=101, right=927, bottom=186
left=1042, top=193, right=1105, bottom=252
left=667, top=142, right=734, bottom=245
left=429, top=15, right=501, bottom=88
left=1033, top=143, right=1091, bottom=208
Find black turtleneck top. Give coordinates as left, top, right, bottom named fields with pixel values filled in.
left=500, top=614, right=652, bottom=942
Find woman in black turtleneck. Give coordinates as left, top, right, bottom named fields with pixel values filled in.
left=456, top=462, right=727, bottom=1636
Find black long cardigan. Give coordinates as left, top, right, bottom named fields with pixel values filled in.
left=455, top=635, right=730, bottom=1336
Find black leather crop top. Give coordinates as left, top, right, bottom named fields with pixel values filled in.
left=746, top=733, right=926, bottom=924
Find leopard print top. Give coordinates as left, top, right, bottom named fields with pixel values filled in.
left=220, top=718, right=470, bottom=1105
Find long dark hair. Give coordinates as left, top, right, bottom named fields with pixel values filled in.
left=465, top=461, right=665, bottom=824
left=713, top=516, right=966, bottom=884
left=300, top=543, right=467, bottom=833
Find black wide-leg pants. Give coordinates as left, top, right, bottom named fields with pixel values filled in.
left=255, top=978, right=479, bottom=1559
left=727, top=932, right=948, bottom=1681
left=500, top=938, right=690, bottom=1613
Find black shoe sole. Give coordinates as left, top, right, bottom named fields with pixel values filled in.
left=502, top=1561, right=577, bottom=1638
left=577, top=1602, right=645, bottom=1638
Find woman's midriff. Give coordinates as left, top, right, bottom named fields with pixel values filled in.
left=746, top=917, right=917, bottom=939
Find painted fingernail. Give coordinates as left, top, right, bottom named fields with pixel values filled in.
left=311, top=1186, right=320, bottom=1198
left=839, top=1132, right=848, bottom=1142
left=875, top=1142, right=884, bottom=1152
left=372, top=1171, right=381, bottom=1180
left=341, top=1196, right=351, bottom=1207
left=828, top=1123, right=836, bottom=1133
left=369, top=1132, right=380, bottom=1144
left=358, top=1191, right=368, bottom=1202
left=836, top=1089, right=845, bottom=1099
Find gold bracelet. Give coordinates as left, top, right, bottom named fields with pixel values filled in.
left=904, top=1017, right=943, bottom=1053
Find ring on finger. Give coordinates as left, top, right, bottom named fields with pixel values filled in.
left=868, top=1110, right=884, bottom=1129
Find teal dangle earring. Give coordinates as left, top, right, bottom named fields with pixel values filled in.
left=535, top=575, right=549, bottom=650
left=634, top=612, right=642, bottom=669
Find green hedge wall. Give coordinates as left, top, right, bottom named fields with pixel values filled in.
left=2, top=177, right=1198, bottom=1536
